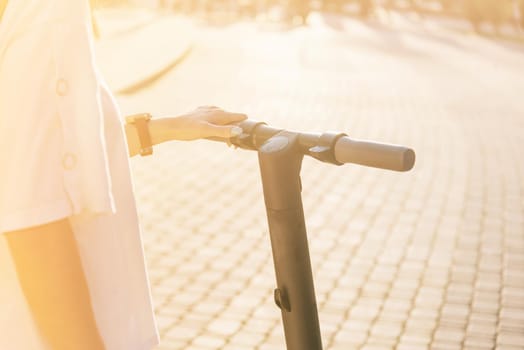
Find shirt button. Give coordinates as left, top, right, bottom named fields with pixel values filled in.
left=62, top=153, right=77, bottom=170
left=56, top=79, right=69, bottom=96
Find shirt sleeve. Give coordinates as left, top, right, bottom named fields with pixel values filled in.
left=0, top=1, right=116, bottom=233
left=50, top=13, right=116, bottom=218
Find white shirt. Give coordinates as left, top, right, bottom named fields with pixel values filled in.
left=0, top=1, right=159, bottom=348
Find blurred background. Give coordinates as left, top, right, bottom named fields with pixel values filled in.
left=95, top=0, right=524, bottom=35
left=93, top=1, right=524, bottom=349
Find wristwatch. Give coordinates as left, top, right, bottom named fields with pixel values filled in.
left=125, top=113, right=153, bottom=156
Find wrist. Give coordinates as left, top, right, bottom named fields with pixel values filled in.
left=148, top=118, right=172, bottom=145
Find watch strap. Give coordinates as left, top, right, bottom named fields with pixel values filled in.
left=126, top=113, right=153, bottom=156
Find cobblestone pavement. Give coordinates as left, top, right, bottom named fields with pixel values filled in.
left=116, top=11, right=524, bottom=350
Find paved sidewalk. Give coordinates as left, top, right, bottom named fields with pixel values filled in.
left=108, top=9, right=524, bottom=350
left=94, top=7, right=194, bottom=94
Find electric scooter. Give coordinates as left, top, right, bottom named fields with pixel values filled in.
left=209, top=119, right=415, bottom=350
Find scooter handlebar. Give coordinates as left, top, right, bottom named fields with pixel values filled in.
left=334, top=137, right=415, bottom=172
left=207, top=120, right=415, bottom=172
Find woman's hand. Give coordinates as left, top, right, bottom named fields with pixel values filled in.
left=125, top=106, right=247, bottom=157
left=151, top=106, right=247, bottom=143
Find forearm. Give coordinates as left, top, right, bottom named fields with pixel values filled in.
left=5, top=220, right=105, bottom=349
left=123, top=107, right=246, bottom=157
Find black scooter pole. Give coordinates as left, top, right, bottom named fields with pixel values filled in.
left=258, top=131, right=322, bottom=350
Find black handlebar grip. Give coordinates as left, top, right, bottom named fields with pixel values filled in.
left=334, top=137, right=415, bottom=171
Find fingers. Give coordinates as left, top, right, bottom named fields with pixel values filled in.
left=201, top=123, right=243, bottom=139
left=215, top=111, right=248, bottom=125
left=197, top=106, right=248, bottom=125
left=186, top=106, right=248, bottom=139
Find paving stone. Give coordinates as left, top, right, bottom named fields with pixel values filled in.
left=220, top=344, right=253, bottom=350
left=154, top=339, right=188, bottom=350
left=496, top=331, right=524, bottom=347
left=361, top=341, right=395, bottom=350
left=404, top=317, right=436, bottom=334
left=377, top=310, right=409, bottom=324
left=469, top=312, right=499, bottom=325
left=164, top=325, right=201, bottom=342
left=499, top=308, right=524, bottom=322
left=191, top=334, right=227, bottom=348
left=463, top=335, right=496, bottom=349
left=471, top=299, right=500, bottom=314
left=370, top=320, right=403, bottom=339
left=494, top=346, right=524, bottom=350
left=206, top=318, right=243, bottom=336
left=397, top=332, right=431, bottom=348
left=466, top=321, right=497, bottom=338
left=332, top=328, right=368, bottom=348
left=433, top=327, right=466, bottom=345
left=440, top=303, right=471, bottom=319
left=429, top=341, right=460, bottom=350
left=498, top=320, right=524, bottom=336
left=340, top=319, right=374, bottom=334
left=227, top=331, right=266, bottom=347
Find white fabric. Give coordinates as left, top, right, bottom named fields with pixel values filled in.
left=0, top=0, right=159, bottom=349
